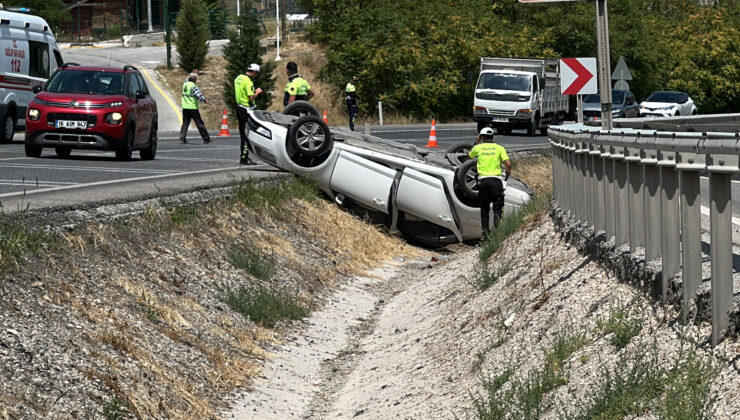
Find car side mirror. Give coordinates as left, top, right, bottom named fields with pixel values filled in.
left=135, top=90, right=148, bottom=100
left=32, top=85, right=42, bottom=94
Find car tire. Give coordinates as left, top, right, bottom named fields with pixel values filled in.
left=446, top=141, right=473, bottom=167
left=283, top=100, right=319, bottom=117
left=288, top=115, right=333, bottom=157
left=455, top=158, right=479, bottom=200
left=0, top=108, right=15, bottom=144
left=140, top=123, right=157, bottom=160
left=25, top=143, right=42, bottom=158
left=55, top=146, right=72, bottom=158
left=116, top=126, right=134, bottom=161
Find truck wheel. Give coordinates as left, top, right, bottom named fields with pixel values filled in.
left=527, top=115, right=539, bottom=137
left=283, top=100, right=319, bottom=117
left=288, top=115, right=332, bottom=157
left=0, top=108, right=15, bottom=143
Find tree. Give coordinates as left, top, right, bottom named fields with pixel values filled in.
left=222, top=1, right=275, bottom=111
left=176, top=0, right=210, bottom=72
left=5, top=0, right=69, bottom=31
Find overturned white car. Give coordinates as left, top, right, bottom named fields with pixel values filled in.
left=246, top=103, right=533, bottom=245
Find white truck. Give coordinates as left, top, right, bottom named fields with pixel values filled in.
left=474, top=58, right=568, bottom=136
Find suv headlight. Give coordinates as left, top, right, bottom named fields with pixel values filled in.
left=105, top=112, right=123, bottom=125
left=28, top=108, right=40, bottom=121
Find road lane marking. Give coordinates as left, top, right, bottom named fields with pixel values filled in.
left=138, top=64, right=183, bottom=125
left=0, top=162, right=178, bottom=174
left=0, top=166, right=247, bottom=198
left=153, top=156, right=235, bottom=162
left=0, top=179, right=77, bottom=186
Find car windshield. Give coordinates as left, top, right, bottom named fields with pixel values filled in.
left=583, top=90, right=625, bottom=104
left=46, top=70, right=124, bottom=95
left=477, top=73, right=531, bottom=92
left=646, top=91, right=681, bottom=103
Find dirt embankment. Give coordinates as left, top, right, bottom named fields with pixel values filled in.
left=0, top=178, right=415, bottom=419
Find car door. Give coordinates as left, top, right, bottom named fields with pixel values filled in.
left=135, top=73, right=154, bottom=140
left=125, top=73, right=144, bottom=143
left=329, top=151, right=396, bottom=213
left=395, top=168, right=462, bottom=241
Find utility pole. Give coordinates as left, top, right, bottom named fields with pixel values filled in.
left=135, top=0, right=140, bottom=33
left=147, top=0, right=153, bottom=32
left=76, top=1, right=81, bottom=43
left=165, top=0, right=172, bottom=69
left=595, top=0, right=612, bottom=130
left=275, top=0, right=281, bottom=61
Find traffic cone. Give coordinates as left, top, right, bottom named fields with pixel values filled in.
left=323, top=109, right=328, bottom=124
left=425, top=119, right=439, bottom=148
left=218, top=110, right=230, bottom=136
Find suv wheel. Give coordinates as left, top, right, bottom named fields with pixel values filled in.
left=288, top=115, right=332, bottom=157
left=116, top=127, right=134, bottom=161
left=25, top=143, right=42, bottom=158
left=55, top=147, right=72, bottom=158
left=140, top=123, right=157, bottom=160
left=0, top=109, right=15, bottom=143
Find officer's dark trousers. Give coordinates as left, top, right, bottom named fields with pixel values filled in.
left=236, top=106, right=250, bottom=159
left=346, top=98, right=357, bottom=131
left=180, top=109, right=210, bottom=142
left=478, top=177, right=505, bottom=236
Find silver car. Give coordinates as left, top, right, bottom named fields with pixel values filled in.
left=246, top=103, right=533, bottom=245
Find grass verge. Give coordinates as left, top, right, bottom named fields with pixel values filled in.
left=227, top=245, right=276, bottom=280
left=221, top=284, right=309, bottom=328
left=479, top=192, right=552, bottom=262
left=595, top=300, right=644, bottom=349
left=470, top=258, right=512, bottom=292
left=232, top=176, right=319, bottom=211
left=0, top=213, right=54, bottom=273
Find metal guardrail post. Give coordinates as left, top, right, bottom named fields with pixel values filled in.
left=591, top=135, right=606, bottom=235
left=599, top=136, right=614, bottom=241
left=675, top=135, right=705, bottom=322
left=584, top=141, right=594, bottom=229
left=638, top=132, right=662, bottom=261
left=702, top=134, right=739, bottom=346
left=625, top=137, right=645, bottom=252
left=567, top=139, right=577, bottom=220
left=610, top=135, right=629, bottom=247
left=576, top=141, right=589, bottom=224
left=656, top=132, right=680, bottom=300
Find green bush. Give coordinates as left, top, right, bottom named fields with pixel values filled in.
left=227, top=245, right=275, bottom=280
left=596, top=300, right=643, bottom=349
left=479, top=192, right=551, bottom=262
left=175, top=0, right=210, bottom=72
left=222, top=284, right=309, bottom=328
left=0, top=214, right=54, bottom=273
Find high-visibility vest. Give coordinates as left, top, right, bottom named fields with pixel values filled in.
left=469, top=142, right=510, bottom=177
left=235, top=74, right=255, bottom=107
left=182, top=81, right=198, bottom=110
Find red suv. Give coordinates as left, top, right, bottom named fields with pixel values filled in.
left=25, top=64, right=158, bottom=160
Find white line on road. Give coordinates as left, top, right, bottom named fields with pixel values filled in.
left=0, top=162, right=178, bottom=174
left=0, top=179, right=77, bottom=187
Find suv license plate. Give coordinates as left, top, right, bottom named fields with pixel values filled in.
left=491, top=117, right=508, bottom=122
left=56, top=120, right=87, bottom=129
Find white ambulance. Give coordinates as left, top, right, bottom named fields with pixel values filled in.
left=0, top=5, right=63, bottom=143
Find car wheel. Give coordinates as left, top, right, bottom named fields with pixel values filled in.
left=283, top=100, right=319, bottom=117
left=140, top=123, right=157, bottom=160
left=55, top=146, right=72, bottom=158
left=455, top=158, right=479, bottom=199
left=446, top=141, right=473, bottom=167
left=288, top=115, right=333, bottom=157
left=0, top=109, right=15, bottom=144
left=25, top=143, right=42, bottom=158
left=116, top=126, right=134, bottom=161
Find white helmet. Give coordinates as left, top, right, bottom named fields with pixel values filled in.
left=248, top=63, right=260, bottom=72
left=479, top=127, right=495, bottom=136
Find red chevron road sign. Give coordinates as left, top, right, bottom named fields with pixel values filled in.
left=560, top=57, right=597, bottom=95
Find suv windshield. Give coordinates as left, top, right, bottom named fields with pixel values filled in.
left=584, top=90, right=625, bottom=104
left=477, top=73, right=531, bottom=92
left=46, top=70, right=124, bottom=95
left=646, top=91, right=681, bottom=103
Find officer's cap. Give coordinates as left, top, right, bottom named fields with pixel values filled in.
left=479, top=127, right=495, bottom=136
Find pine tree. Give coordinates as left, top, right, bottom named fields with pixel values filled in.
left=222, top=1, right=275, bottom=111
left=175, top=0, right=210, bottom=72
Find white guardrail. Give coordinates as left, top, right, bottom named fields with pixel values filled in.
left=549, top=114, right=740, bottom=346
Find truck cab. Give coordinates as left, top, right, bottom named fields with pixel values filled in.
left=474, top=58, right=568, bottom=137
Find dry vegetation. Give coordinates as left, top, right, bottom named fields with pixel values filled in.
left=0, top=178, right=416, bottom=418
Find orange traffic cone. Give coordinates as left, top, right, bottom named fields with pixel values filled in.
left=218, top=110, right=230, bottom=136
left=323, top=109, right=328, bottom=124
left=425, top=119, right=439, bottom=148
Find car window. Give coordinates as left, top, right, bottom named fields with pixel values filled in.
left=28, top=41, right=50, bottom=78
left=53, top=50, right=63, bottom=70
left=126, top=73, right=140, bottom=98
left=647, top=91, right=680, bottom=103
left=45, top=70, right=125, bottom=95
left=678, top=93, right=688, bottom=103
left=477, top=73, right=531, bottom=92
left=135, top=73, right=149, bottom=94
left=626, top=92, right=635, bottom=105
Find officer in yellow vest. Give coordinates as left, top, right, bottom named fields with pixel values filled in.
left=234, top=63, right=263, bottom=164
left=179, top=73, right=211, bottom=144
left=345, top=76, right=358, bottom=131
left=283, top=61, right=314, bottom=107
left=469, top=127, right=512, bottom=237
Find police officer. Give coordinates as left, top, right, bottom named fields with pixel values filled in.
left=283, top=61, right=314, bottom=107
left=468, top=127, right=511, bottom=237
left=234, top=63, right=263, bottom=165
left=179, top=72, right=211, bottom=144
left=345, top=76, right=358, bottom=131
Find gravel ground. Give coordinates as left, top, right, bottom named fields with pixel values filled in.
left=224, top=215, right=740, bottom=419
